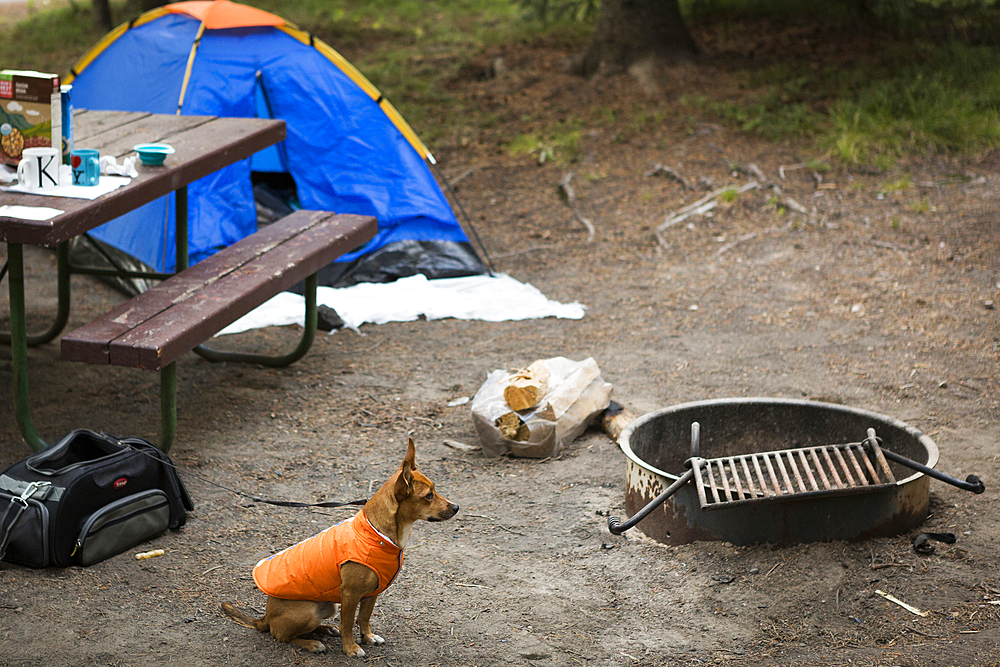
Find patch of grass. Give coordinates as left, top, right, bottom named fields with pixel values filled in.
left=681, top=92, right=825, bottom=142
left=504, top=126, right=582, bottom=164
left=767, top=194, right=787, bottom=215
left=806, top=159, right=831, bottom=173
left=880, top=176, right=913, bottom=194
left=824, top=47, right=1000, bottom=165
left=682, top=3, right=1000, bottom=166
left=629, top=106, right=667, bottom=133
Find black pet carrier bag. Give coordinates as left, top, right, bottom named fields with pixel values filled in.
left=0, top=429, right=192, bottom=567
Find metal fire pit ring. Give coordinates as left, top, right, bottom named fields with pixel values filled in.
left=616, top=398, right=943, bottom=546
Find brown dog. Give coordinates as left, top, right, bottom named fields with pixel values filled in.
left=221, top=438, right=458, bottom=656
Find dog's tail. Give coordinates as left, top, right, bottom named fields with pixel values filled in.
left=220, top=602, right=269, bottom=632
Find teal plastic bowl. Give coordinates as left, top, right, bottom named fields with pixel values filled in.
left=133, top=143, right=175, bottom=166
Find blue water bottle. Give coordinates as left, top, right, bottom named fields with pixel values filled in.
left=61, top=84, right=73, bottom=165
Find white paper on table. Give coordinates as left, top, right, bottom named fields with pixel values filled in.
left=1, top=175, right=131, bottom=200
left=0, top=205, right=65, bottom=221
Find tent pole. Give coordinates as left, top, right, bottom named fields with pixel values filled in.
left=176, top=21, right=207, bottom=114
left=430, top=162, right=496, bottom=275
left=256, top=72, right=291, bottom=173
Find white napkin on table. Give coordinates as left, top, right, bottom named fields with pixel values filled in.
left=100, top=155, right=139, bottom=178
left=0, top=205, right=64, bottom=221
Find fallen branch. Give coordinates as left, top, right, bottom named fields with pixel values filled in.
left=875, top=589, right=930, bottom=617
left=559, top=172, right=596, bottom=242
left=644, top=163, right=692, bottom=189
left=783, top=196, right=809, bottom=214
left=443, top=439, right=480, bottom=452
left=778, top=163, right=807, bottom=180
left=448, top=166, right=478, bottom=187
left=732, top=162, right=766, bottom=182
left=558, top=171, right=578, bottom=207
left=663, top=200, right=717, bottom=230
left=658, top=181, right=760, bottom=232
left=716, top=231, right=758, bottom=256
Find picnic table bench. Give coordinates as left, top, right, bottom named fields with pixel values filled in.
left=60, top=210, right=376, bottom=452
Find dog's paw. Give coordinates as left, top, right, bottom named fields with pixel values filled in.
left=294, top=639, right=327, bottom=653
left=316, top=624, right=341, bottom=637
left=362, top=633, right=385, bottom=646
left=342, top=644, right=366, bottom=658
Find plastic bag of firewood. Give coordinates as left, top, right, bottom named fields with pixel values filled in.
left=471, top=357, right=613, bottom=458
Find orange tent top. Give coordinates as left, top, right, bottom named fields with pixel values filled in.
left=165, top=0, right=285, bottom=29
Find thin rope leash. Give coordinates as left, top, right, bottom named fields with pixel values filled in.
left=135, top=446, right=369, bottom=509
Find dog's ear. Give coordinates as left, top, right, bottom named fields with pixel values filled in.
left=404, top=437, right=417, bottom=470
left=394, top=457, right=414, bottom=501
left=394, top=438, right=417, bottom=501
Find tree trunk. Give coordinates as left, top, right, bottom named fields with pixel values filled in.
left=577, top=0, right=699, bottom=78
left=92, top=0, right=113, bottom=32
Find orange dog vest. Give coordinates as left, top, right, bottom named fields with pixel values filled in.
left=253, top=511, right=403, bottom=602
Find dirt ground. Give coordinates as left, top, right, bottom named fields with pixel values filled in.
left=2, top=15, right=1000, bottom=667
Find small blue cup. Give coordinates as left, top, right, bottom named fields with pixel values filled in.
left=71, top=148, right=100, bottom=187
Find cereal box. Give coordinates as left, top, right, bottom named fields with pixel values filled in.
left=0, top=70, right=62, bottom=167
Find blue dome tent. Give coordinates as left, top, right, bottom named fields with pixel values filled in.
left=65, top=0, right=486, bottom=287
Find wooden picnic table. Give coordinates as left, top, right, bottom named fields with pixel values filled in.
left=1, top=110, right=287, bottom=451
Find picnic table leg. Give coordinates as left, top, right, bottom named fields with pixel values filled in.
left=159, top=362, right=177, bottom=453
left=6, top=243, right=48, bottom=451
left=191, top=272, right=319, bottom=367
left=156, top=278, right=317, bottom=453
left=0, top=241, right=72, bottom=347
left=175, top=186, right=188, bottom=272
left=150, top=188, right=188, bottom=454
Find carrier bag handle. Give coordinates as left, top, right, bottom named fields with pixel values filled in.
left=0, top=481, right=51, bottom=561
left=25, top=430, right=130, bottom=477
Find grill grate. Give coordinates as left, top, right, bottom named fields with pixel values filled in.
left=692, top=439, right=897, bottom=511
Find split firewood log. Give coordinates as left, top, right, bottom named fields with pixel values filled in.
left=600, top=401, right=639, bottom=442
left=503, top=360, right=550, bottom=411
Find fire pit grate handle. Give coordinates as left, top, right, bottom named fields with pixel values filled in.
left=865, top=429, right=985, bottom=494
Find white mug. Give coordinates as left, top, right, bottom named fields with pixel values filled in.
left=17, top=147, right=61, bottom=192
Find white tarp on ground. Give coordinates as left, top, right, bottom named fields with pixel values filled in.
left=216, top=273, right=586, bottom=336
